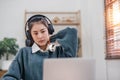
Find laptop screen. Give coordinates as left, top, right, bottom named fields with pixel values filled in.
left=43, top=58, right=95, bottom=80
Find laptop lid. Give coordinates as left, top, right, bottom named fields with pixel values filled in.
left=43, top=58, right=95, bottom=80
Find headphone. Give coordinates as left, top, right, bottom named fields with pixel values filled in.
left=25, top=14, right=54, bottom=47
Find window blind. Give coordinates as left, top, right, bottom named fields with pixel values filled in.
left=105, top=0, right=120, bottom=59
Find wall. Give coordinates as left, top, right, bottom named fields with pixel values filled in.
left=78, top=0, right=107, bottom=79
left=106, top=60, right=120, bottom=80
left=0, top=0, right=107, bottom=80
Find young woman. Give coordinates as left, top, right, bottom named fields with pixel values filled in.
left=1, top=14, right=78, bottom=80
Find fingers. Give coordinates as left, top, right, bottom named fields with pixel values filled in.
left=48, top=41, right=60, bottom=52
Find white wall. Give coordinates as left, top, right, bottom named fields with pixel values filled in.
left=0, top=0, right=108, bottom=80
left=106, top=60, right=120, bottom=80
left=78, top=1, right=107, bottom=79
left=87, top=0, right=107, bottom=80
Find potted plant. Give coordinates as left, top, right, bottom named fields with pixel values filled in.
left=0, top=37, right=19, bottom=70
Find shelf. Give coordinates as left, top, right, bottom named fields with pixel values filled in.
left=24, top=10, right=80, bottom=26
left=53, top=22, right=80, bottom=25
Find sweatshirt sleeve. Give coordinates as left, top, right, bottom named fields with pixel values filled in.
left=1, top=48, right=24, bottom=80
left=50, top=27, right=78, bottom=57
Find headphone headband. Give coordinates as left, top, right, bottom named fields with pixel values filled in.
left=27, top=15, right=45, bottom=23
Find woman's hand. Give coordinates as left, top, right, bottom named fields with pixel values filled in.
left=48, top=41, right=60, bottom=52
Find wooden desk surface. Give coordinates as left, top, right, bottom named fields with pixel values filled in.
left=0, top=70, right=7, bottom=78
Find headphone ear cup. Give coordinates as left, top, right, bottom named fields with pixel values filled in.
left=26, top=30, right=31, bottom=39
left=48, top=24, right=54, bottom=34
left=25, top=39, right=33, bottom=47
left=25, top=30, right=34, bottom=47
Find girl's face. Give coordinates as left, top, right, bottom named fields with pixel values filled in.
left=31, top=23, right=50, bottom=50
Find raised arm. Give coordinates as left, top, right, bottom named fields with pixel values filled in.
left=50, top=27, right=78, bottom=57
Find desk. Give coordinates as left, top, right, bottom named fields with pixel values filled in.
left=0, top=70, right=7, bottom=78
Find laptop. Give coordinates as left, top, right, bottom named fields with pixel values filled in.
left=43, top=58, right=95, bottom=80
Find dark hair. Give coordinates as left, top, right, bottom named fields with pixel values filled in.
left=25, top=14, right=54, bottom=47
left=28, top=18, right=49, bottom=34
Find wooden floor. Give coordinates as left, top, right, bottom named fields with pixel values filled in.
left=0, top=70, right=7, bottom=78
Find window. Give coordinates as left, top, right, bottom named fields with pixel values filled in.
left=105, top=0, right=120, bottom=59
